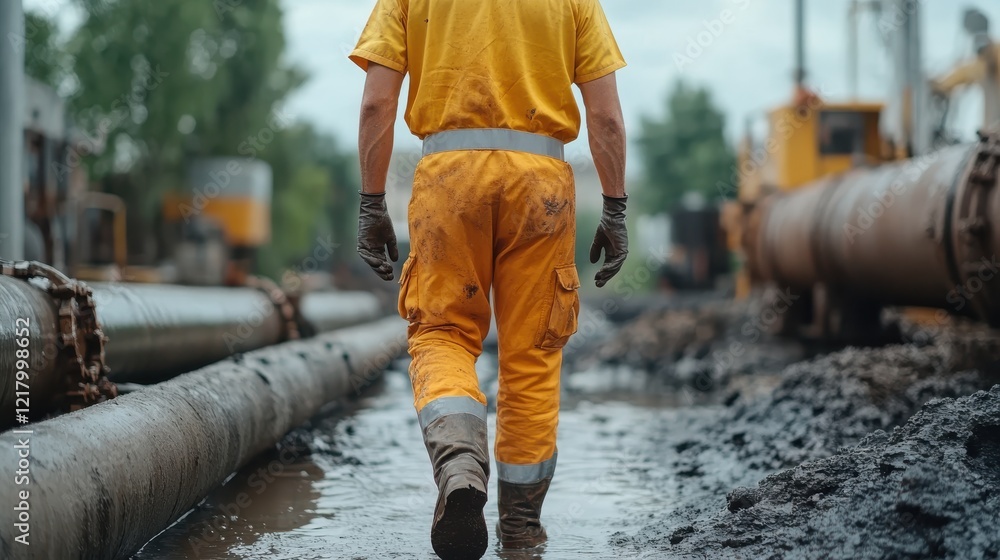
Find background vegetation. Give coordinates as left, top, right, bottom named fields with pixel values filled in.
left=25, top=0, right=359, bottom=279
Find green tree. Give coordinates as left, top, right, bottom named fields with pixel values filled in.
left=636, top=81, right=735, bottom=213
left=66, top=0, right=304, bottom=202
left=201, top=0, right=306, bottom=155
left=41, top=0, right=355, bottom=278
left=68, top=1, right=222, bottom=190
left=23, top=12, right=70, bottom=88
left=256, top=124, right=360, bottom=280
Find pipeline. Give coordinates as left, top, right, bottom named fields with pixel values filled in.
left=749, top=132, right=1000, bottom=326
left=0, top=263, right=383, bottom=422
left=95, top=282, right=381, bottom=381
left=0, top=317, right=405, bottom=560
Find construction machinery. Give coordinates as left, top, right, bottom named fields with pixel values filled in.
left=724, top=0, right=1000, bottom=339
left=661, top=200, right=730, bottom=292
left=930, top=8, right=1000, bottom=137
left=13, top=74, right=277, bottom=287
left=161, top=158, right=274, bottom=286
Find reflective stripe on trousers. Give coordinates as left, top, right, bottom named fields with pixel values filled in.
left=418, top=396, right=488, bottom=430
left=496, top=453, right=558, bottom=485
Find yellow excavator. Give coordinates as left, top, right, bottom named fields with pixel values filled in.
left=723, top=0, right=894, bottom=301
left=723, top=0, right=1000, bottom=339
left=930, top=8, right=999, bottom=136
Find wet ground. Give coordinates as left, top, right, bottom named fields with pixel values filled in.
left=136, top=302, right=1000, bottom=559
left=135, top=353, right=704, bottom=560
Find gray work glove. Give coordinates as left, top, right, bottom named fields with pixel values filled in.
left=357, top=192, right=399, bottom=281
left=590, top=195, right=629, bottom=288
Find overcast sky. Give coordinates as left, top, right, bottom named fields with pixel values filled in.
left=26, top=0, right=1000, bottom=174
left=289, top=0, right=1000, bottom=173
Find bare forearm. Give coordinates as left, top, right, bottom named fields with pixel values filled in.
left=359, top=102, right=396, bottom=195
left=579, top=73, right=627, bottom=198
left=588, top=112, right=627, bottom=198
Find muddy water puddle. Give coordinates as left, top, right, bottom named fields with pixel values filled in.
left=137, top=359, right=712, bottom=559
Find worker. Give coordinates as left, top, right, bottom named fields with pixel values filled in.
left=932, top=32, right=1000, bottom=133
left=350, top=1, right=627, bottom=558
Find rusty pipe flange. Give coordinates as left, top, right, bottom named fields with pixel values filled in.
left=245, top=275, right=301, bottom=342
left=950, top=132, right=1000, bottom=325
left=0, top=260, right=118, bottom=409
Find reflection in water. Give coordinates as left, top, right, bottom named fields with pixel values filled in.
left=136, top=445, right=324, bottom=559
left=138, top=361, right=688, bottom=559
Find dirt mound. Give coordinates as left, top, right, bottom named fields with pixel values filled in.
left=663, top=386, right=1000, bottom=559
left=581, top=299, right=807, bottom=395
left=614, top=324, right=1000, bottom=558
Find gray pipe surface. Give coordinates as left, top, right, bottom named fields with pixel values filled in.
left=0, top=1, right=24, bottom=260
left=92, top=282, right=286, bottom=382
left=0, top=317, right=406, bottom=560
left=1, top=276, right=387, bottom=419
left=751, top=134, right=1000, bottom=323
left=0, top=277, right=61, bottom=419
left=298, top=290, right=381, bottom=332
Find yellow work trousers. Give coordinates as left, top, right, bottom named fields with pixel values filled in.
left=398, top=149, right=579, bottom=483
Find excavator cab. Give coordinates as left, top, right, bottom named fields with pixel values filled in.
left=758, top=99, right=885, bottom=193
left=725, top=95, right=887, bottom=299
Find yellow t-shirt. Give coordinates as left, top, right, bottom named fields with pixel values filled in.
left=350, top=0, right=626, bottom=143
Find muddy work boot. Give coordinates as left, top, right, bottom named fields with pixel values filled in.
left=496, top=478, right=551, bottom=549
left=423, top=413, right=490, bottom=560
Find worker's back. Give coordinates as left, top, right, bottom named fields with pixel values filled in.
left=350, top=0, right=624, bottom=142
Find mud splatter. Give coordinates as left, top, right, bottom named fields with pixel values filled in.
left=464, top=284, right=480, bottom=300
left=543, top=196, right=569, bottom=216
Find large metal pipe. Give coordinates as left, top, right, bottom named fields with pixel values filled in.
left=1, top=277, right=383, bottom=379
left=0, top=0, right=25, bottom=260
left=751, top=133, right=1000, bottom=324
left=1, top=275, right=384, bottom=421
left=0, top=277, right=61, bottom=417
left=298, top=290, right=382, bottom=333
left=96, top=284, right=382, bottom=381
left=91, top=282, right=286, bottom=381
left=0, top=317, right=406, bottom=560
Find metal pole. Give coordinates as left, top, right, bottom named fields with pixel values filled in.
left=848, top=0, right=859, bottom=99
left=0, top=0, right=25, bottom=260
left=906, top=0, right=929, bottom=155
left=794, top=0, right=806, bottom=87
